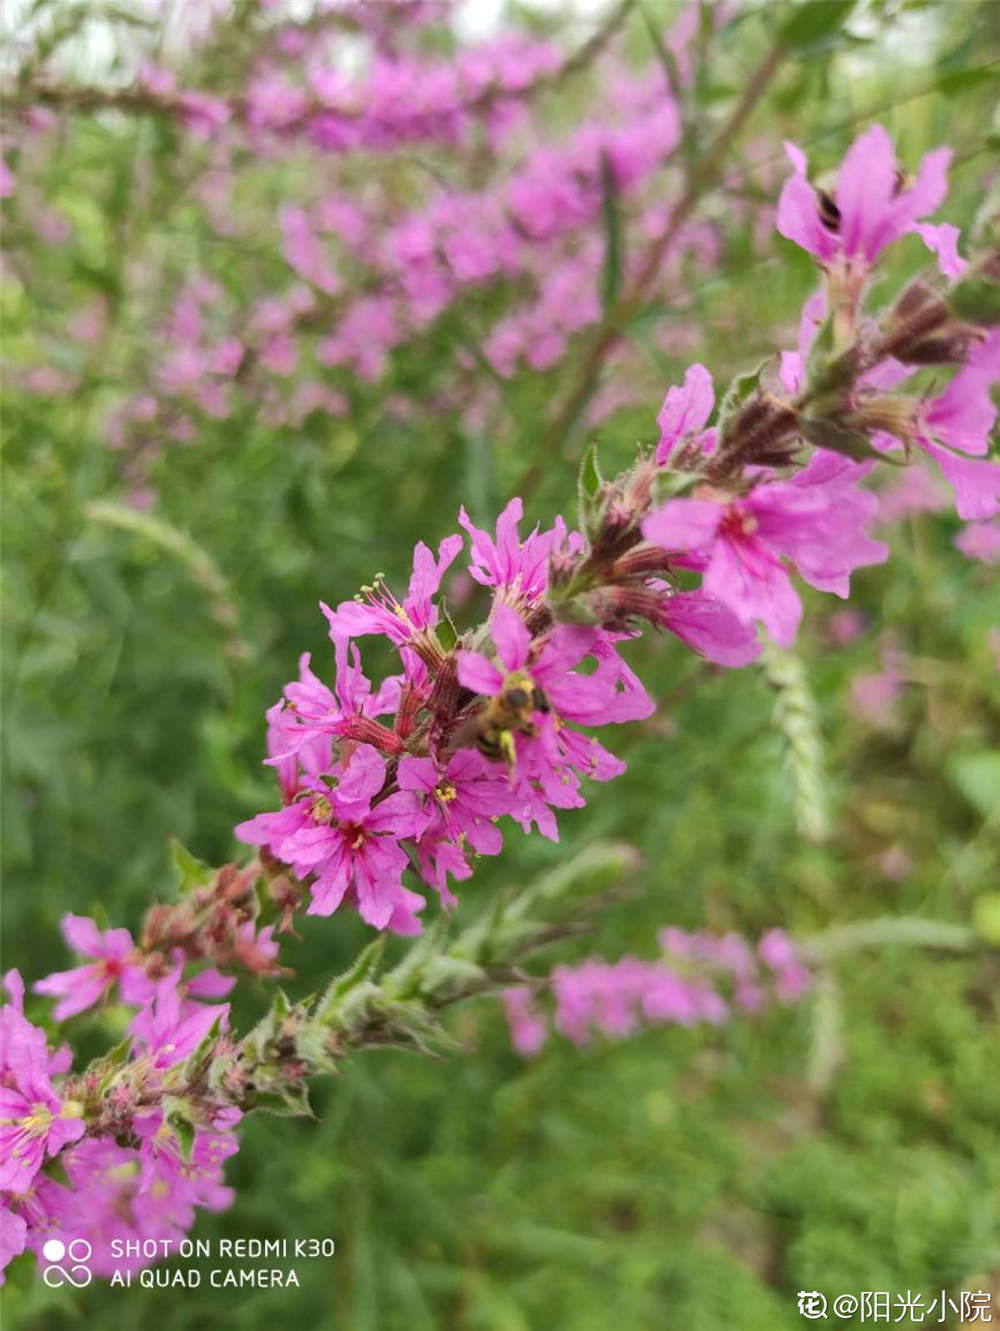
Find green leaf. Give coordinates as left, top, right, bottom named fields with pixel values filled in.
left=575, top=441, right=605, bottom=543
left=168, top=836, right=213, bottom=896
left=435, top=607, right=458, bottom=655
left=778, top=0, right=857, bottom=51
left=805, top=312, right=837, bottom=383
left=598, top=151, right=622, bottom=315
left=316, top=937, right=386, bottom=1019
left=716, top=360, right=769, bottom=444
left=42, top=1153, right=74, bottom=1189
left=934, top=64, right=999, bottom=98
left=798, top=415, right=881, bottom=460
left=162, top=1095, right=197, bottom=1159
left=249, top=1083, right=315, bottom=1118
left=578, top=442, right=603, bottom=501
left=950, top=276, right=1000, bottom=327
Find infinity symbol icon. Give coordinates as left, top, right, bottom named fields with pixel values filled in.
left=41, top=1238, right=93, bottom=1288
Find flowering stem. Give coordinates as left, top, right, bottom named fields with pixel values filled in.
left=799, top=916, right=981, bottom=963
left=517, top=40, right=787, bottom=497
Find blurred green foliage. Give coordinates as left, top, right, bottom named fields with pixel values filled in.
left=2, top=1, right=999, bottom=1327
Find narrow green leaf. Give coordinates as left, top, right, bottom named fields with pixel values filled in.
left=249, top=1084, right=314, bottom=1118
left=598, top=151, right=622, bottom=314
left=798, top=415, right=882, bottom=461
left=576, top=441, right=605, bottom=544
left=317, top=937, right=385, bottom=1019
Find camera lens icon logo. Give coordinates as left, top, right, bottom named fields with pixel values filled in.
left=41, top=1238, right=93, bottom=1288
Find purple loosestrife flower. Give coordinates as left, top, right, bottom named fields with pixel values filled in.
left=0, top=979, right=85, bottom=1194
left=504, top=928, right=814, bottom=1056
left=655, top=362, right=716, bottom=463
left=777, top=125, right=954, bottom=276
left=397, top=751, right=513, bottom=905
left=128, top=972, right=229, bottom=1070
left=44, top=1133, right=227, bottom=1277
left=323, top=534, right=463, bottom=651
left=457, top=604, right=652, bottom=804
left=758, top=929, right=812, bottom=1003
left=895, top=331, right=1000, bottom=521
left=459, top=498, right=583, bottom=610
left=2, top=1170, right=74, bottom=1282
left=133, top=1106, right=239, bottom=1212
left=265, top=640, right=399, bottom=776
left=501, top=989, right=548, bottom=1058
left=458, top=604, right=651, bottom=729
left=955, top=520, right=1000, bottom=565
left=237, top=744, right=427, bottom=930
left=550, top=958, right=727, bottom=1046
left=33, top=915, right=153, bottom=1020
left=643, top=452, right=888, bottom=646
left=0, top=1198, right=27, bottom=1279
left=655, top=588, right=762, bottom=666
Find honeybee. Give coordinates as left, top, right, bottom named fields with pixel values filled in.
left=817, top=187, right=841, bottom=232
left=463, top=671, right=550, bottom=767
left=816, top=168, right=912, bottom=235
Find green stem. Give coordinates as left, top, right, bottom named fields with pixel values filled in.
left=800, top=916, right=980, bottom=962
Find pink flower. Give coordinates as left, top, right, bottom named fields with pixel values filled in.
left=34, top=916, right=153, bottom=1020
left=128, top=975, right=229, bottom=1070
left=458, top=604, right=650, bottom=728
left=456, top=606, right=652, bottom=806
left=0, top=1199, right=27, bottom=1280
left=501, top=988, right=548, bottom=1057
left=279, top=206, right=340, bottom=295
left=911, top=336, right=1000, bottom=521
left=236, top=745, right=427, bottom=929
left=655, top=363, right=716, bottom=463
left=758, top=931, right=811, bottom=1002
left=643, top=452, right=888, bottom=645
left=850, top=669, right=903, bottom=725
left=133, top=1105, right=240, bottom=1212
left=397, top=751, right=513, bottom=904
left=954, top=520, right=1000, bottom=565
left=657, top=588, right=762, bottom=666
left=0, top=988, right=85, bottom=1194
left=777, top=125, right=952, bottom=270
left=322, top=534, right=463, bottom=649
left=459, top=498, right=583, bottom=609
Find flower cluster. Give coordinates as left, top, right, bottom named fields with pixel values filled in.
left=502, top=927, right=811, bottom=1056
left=234, top=129, right=997, bottom=934
left=2, top=115, right=997, bottom=1288
left=1, top=964, right=238, bottom=1281
left=3, top=1, right=732, bottom=501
